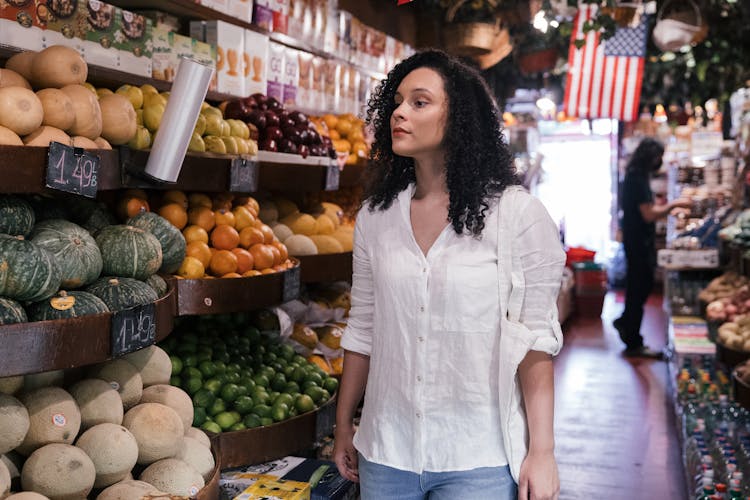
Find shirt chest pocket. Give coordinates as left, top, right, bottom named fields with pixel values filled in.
left=434, top=263, right=499, bottom=334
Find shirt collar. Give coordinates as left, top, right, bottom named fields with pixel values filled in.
left=397, top=183, right=417, bottom=227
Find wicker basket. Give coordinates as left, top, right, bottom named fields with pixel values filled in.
left=442, top=0, right=503, bottom=57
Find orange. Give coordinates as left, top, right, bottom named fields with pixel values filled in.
left=245, top=197, right=260, bottom=216
left=188, top=193, right=212, bottom=209
left=176, top=256, right=205, bottom=279
left=209, top=249, right=238, bottom=276
left=186, top=241, right=212, bottom=268
left=322, top=114, right=338, bottom=130
left=335, top=119, right=353, bottom=138
left=221, top=272, right=242, bottom=278
left=249, top=243, right=275, bottom=270
left=352, top=141, right=368, bottom=157
left=188, top=206, right=216, bottom=232
left=239, top=227, right=265, bottom=249
left=272, top=241, right=289, bottom=262
left=348, top=128, right=365, bottom=144
left=260, top=268, right=276, bottom=274
left=242, top=270, right=262, bottom=277
left=211, top=224, right=240, bottom=250
left=183, top=225, right=209, bottom=244
left=267, top=244, right=282, bottom=266
left=231, top=247, right=254, bottom=273
left=162, top=190, right=188, bottom=209
left=328, top=129, right=341, bottom=140
left=116, top=196, right=149, bottom=222
left=259, top=224, right=275, bottom=244
left=215, top=208, right=236, bottom=227
left=212, top=194, right=233, bottom=211
left=232, top=205, right=256, bottom=231
left=159, top=203, right=188, bottom=230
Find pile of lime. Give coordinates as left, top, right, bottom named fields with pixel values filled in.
left=159, top=311, right=339, bottom=434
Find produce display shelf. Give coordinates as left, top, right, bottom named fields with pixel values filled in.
left=0, top=285, right=176, bottom=378
left=196, top=447, right=221, bottom=500
left=733, top=371, right=750, bottom=411
left=298, top=252, right=353, bottom=283
left=210, top=394, right=336, bottom=469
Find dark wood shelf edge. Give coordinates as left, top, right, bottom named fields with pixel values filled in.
left=298, top=252, right=353, bottom=283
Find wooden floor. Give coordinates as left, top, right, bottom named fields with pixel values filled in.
left=555, top=291, right=687, bottom=499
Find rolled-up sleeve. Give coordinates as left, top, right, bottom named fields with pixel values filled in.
left=341, top=210, right=374, bottom=356
left=513, top=196, right=566, bottom=355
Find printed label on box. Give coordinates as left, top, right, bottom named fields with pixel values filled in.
left=324, top=59, right=339, bottom=113
left=252, top=0, right=273, bottom=31
left=228, top=0, right=253, bottom=23
left=297, top=51, right=313, bottom=110
left=270, top=0, right=289, bottom=34
left=204, top=20, right=245, bottom=97
left=192, top=38, right=218, bottom=92
left=244, top=29, right=269, bottom=96
left=266, top=41, right=285, bottom=101
left=81, top=0, right=118, bottom=67
left=115, top=9, right=153, bottom=77
left=0, top=20, right=44, bottom=51
left=311, top=56, right=325, bottom=111
left=282, top=47, right=299, bottom=107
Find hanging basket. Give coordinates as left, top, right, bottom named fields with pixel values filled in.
left=600, top=1, right=644, bottom=28
left=442, top=0, right=503, bottom=57
left=652, top=0, right=707, bottom=52
left=518, top=48, right=558, bottom=75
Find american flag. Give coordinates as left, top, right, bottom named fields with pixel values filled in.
left=563, top=4, right=650, bottom=122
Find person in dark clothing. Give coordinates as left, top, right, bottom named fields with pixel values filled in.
left=614, top=138, right=691, bottom=359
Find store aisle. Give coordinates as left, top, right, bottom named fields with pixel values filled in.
left=554, top=292, right=687, bottom=499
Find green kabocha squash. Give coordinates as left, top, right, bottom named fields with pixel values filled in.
left=0, top=235, right=61, bottom=302
left=85, top=276, right=158, bottom=312
left=0, top=195, right=35, bottom=237
left=30, top=219, right=103, bottom=289
left=27, top=290, right=109, bottom=321
left=95, top=225, right=162, bottom=280
left=67, top=198, right=117, bottom=235
left=0, top=297, right=27, bottom=325
left=127, top=212, right=186, bottom=274
left=145, top=274, right=168, bottom=298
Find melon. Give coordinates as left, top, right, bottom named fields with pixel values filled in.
left=0, top=393, right=30, bottom=454
left=60, top=84, right=102, bottom=140
left=139, top=458, right=204, bottom=497
left=71, top=135, right=99, bottom=149
left=5, top=51, right=36, bottom=82
left=0, top=87, right=44, bottom=136
left=30, top=219, right=103, bottom=289
left=122, top=403, right=184, bottom=465
left=23, top=370, right=64, bottom=392
left=35, top=89, right=74, bottom=131
left=0, top=125, right=22, bottom=146
left=21, top=444, right=96, bottom=499
left=16, top=387, right=81, bottom=456
left=281, top=213, right=317, bottom=236
left=126, top=212, right=186, bottom=274
left=271, top=223, right=293, bottom=242
left=75, top=423, right=138, bottom=488
left=30, top=46, right=87, bottom=89
left=0, top=235, right=62, bottom=303
left=330, top=229, right=354, bottom=252
left=98, top=94, right=137, bottom=145
left=309, top=234, right=344, bottom=254
left=272, top=198, right=299, bottom=219
left=145, top=274, right=168, bottom=298
left=23, top=126, right=72, bottom=147
left=175, top=437, right=215, bottom=481
left=88, top=360, right=143, bottom=411
left=0, top=297, right=27, bottom=325
left=283, top=234, right=318, bottom=256
left=0, top=459, right=9, bottom=499
left=138, top=385, right=193, bottom=430
left=27, top=290, right=109, bottom=322
left=258, top=201, right=279, bottom=224
left=184, top=428, right=210, bottom=448
left=0, top=377, right=23, bottom=395
left=84, top=277, right=157, bottom=312
left=0, top=194, right=35, bottom=237
left=314, top=214, right=335, bottom=235
left=95, top=225, right=163, bottom=281
left=1, top=453, right=21, bottom=486
left=122, top=346, right=171, bottom=388
left=0, top=69, right=31, bottom=89
left=93, top=137, right=112, bottom=149
left=96, top=480, right=166, bottom=500
left=7, top=493, right=50, bottom=500
left=68, top=379, right=123, bottom=429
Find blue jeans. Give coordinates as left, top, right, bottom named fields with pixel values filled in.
left=358, top=453, right=517, bottom=500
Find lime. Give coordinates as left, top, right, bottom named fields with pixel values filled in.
left=288, top=406, right=298, bottom=418
left=220, top=383, right=240, bottom=402
left=269, top=391, right=280, bottom=402
left=292, top=367, right=307, bottom=384
left=170, top=356, right=183, bottom=376
left=320, top=389, right=331, bottom=402
left=323, top=377, right=339, bottom=394
left=251, top=391, right=271, bottom=406
left=294, top=394, right=315, bottom=414
left=201, top=421, right=222, bottom=434
left=283, top=365, right=296, bottom=379
left=229, top=422, right=246, bottom=431
left=302, top=380, right=320, bottom=390
left=304, top=386, right=326, bottom=404
left=253, top=374, right=270, bottom=388
left=270, top=374, right=287, bottom=392
left=198, top=361, right=216, bottom=378
left=279, top=344, right=296, bottom=362
left=170, top=375, right=181, bottom=387
left=245, top=326, right=261, bottom=343
left=196, top=351, right=212, bottom=363
left=260, top=417, right=274, bottom=427
left=183, top=332, right=199, bottom=344
left=203, top=378, right=223, bottom=395
left=177, top=343, right=197, bottom=355
left=251, top=404, right=272, bottom=419
left=271, top=402, right=289, bottom=422
left=234, top=395, right=255, bottom=415
left=193, top=406, right=207, bottom=427
left=243, top=413, right=262, bottom=428
left=193, top=389, right=216, bottom=409
left=235, top=385, right=249, bottom=398
left=270, top=362, right=285, bottom=373
left=225, top=371, right=241, bottom=384
left=284, top=381, right=301, bottom=394
left=208, top=398, right=227, bottom=417
left=214, top=411, right=238, bottom=430
left=238, top=376, right=257, bottom=391
left=304, top=371, right=324, bottom=387
left=264, top=352, right=278, bottom=363
left=229, top=410, right=241, bottom=423
left=183, top=367, right=203, bottom=380
left=260, top=366, right=276, bottom=380
left=215, top=352, right=231, bottom=364
left=183, top=354, right=198, bottom=368
left=293, top=354, right=307, bottom=365
left=182, top=377, right=203, bottom=395
left=227, top=362, right=242, bottom=373
left=213, top=361, right=227, bottom=374
left=274, top=393, right=294, bottom=408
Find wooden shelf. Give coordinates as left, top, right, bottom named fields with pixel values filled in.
left=298, top=252, right=352, bottom=283
left=0, top=286, right=176, bottom=378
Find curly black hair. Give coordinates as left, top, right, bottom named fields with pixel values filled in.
left=363, top=49, right=519, bottom=236
left=626, top=137, right=664, bottom=174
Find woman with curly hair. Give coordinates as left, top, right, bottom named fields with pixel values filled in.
left=334, top=49, right=564, bottom=500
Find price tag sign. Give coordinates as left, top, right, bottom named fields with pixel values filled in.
left=315, top=398, right=337, bottom=442
left=46, top=142, right=99, bottom=198
left=111, top=303, right=157, bottom=357
left=325, top=162, right=340, bottom=191
left=282, top=265, right=301, bottom=303
left=229, top=156, right=259, bottom=193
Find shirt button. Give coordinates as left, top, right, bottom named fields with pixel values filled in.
left=416, top=412, right=422, bottom=418
left=419, top=306, right=424, bottom=312
left=418, top=337, right=424, bottom=342
left=417, top=375, right=422, bottom=382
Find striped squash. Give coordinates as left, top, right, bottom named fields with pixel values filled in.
left=95, top=225, right=163, bottom=280
left=0, top=297, right=27, bottom=325
left=85, top=276, right=157, bottom=312
left=30, top=219, right=103, bottom=289
left=27, top=290, right=109, bottom=321
left=127, top=212, right=186, bottom=274
left=0, top=235, right=62, bottom=302
left=145, top=274, right=168, bottom=298
left=0, top=195, right=35, bottom=237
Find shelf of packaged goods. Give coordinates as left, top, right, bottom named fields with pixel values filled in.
left=0, top=285, right=176, bottom=378
left=209, top=394, right=336, bottom=469
left=297, top=252, right=352, bottom=284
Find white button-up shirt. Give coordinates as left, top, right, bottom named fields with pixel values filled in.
left=341, top=184, right=564, bottom=475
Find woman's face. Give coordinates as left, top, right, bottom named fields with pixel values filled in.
left=390, top=67, right=448, bottom=158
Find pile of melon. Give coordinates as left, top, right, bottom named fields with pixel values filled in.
left=0, top=46, right=137, bottom=149
left=257, top=198, right=353, bottom=257
left=0, top=345, right=216, bottom=499
left=0, top=194, right=182, bottom=326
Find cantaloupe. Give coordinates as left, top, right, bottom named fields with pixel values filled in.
left=121, top=345, right=171, bottom=388
left=284, top=234, right=318, bottom=256
left=71, top=136, right=99, bottom=149
left=1, top=453, right=21, bottom=485
left=94, top=137, right=112, bottom=149
left=98, top=94, right=137, bottom=145
left=23, top=370, right=64, bottom=391
left=122, top=403, right=184, bottom=465
left=271, top=223, right=293, bottom=242
left=184, top=428, right=210, bottom=448
left=0, top=459, right=10, bottom=499
left=138, top=385, right=193, bottom=431
left=0, top=394, right=30, bottom=454
left=96, top=479, right=166, bottom=500
left=61, top=84, right=102, bottom=140
left=23, top=126, right=72, bottom=147
left=88, top=360, right=143, bottom=411
left=281, top=213, right=317, bottom=236
left=75, top=423, right=138, bottom=488
left=139, top=458, right=204, bottom=497
left=21, top=443, right=96, bottom=500
left=35, top=89, right=74, bottom=131
left=0, top=125, right=23, bottom=146
left=30, top=46, right=87, bottom=89
left=0, top=376, right=23, bottom=395
left=314, top=214, right=335, bottom=235
left=16, top=387, right=81, bottom=456
left=0, top=87, right=44, bottom=136
left=272, top=198, right=299, bottom=219
left=5, top=51, right=36, bottom=82
left=330, top=229, right=354, bottom=252
left=7, top=493, right=50, bottom=500
left=258, top=202, right=279, bottom=224
left=0, top=69, right=31, bottom=90
left=68, top=379, right=123, bottom=430
left=174, top=437, right=215, bottom=481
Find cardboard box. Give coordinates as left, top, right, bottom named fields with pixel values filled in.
left=228, top=0, right=253, bottom=23
left=41, top=0, right=87, bottom=52
left=235, top=478, right=310, bottom=500
left=282, top=459, right=358, bottom=500
left=287, top=0, right=304, bottom=40
left=192, top=38, right=218, bottom=92
left=323, top=59, right=340, bottom=113
left=266, top=41, right=285, bottom=101
left=0, top=0, right=44, bottom=51
left=309, top=0, right=326, bottom=50
left=135, top=9, right=180, bottom=32
left=252, top=0, right=273, bottom=31
left=269, top=0, right=289, bottom=34
left=337, top=64, right=349, bottom=115
left=195, top=20, right=245, bottom=97
left=311, top=56, right=326, bottom=112
left=297, top=50, right=313, bottom=110
left=81, top=0, right=119, bottom=67
left=243, top=29, right=269, bottom=96
left=200, top=0, right=229, bottom=15
left=151, top=27, right=192, bottom=82
left=115, top=9, right=153, bottom=77
left=282, top=47, right=299, bottom=107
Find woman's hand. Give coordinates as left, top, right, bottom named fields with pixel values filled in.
left=333, top=424, right=360, bottom=483
left=517, top=450, right=559, bottom=500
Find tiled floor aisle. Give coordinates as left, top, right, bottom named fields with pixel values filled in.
left=555, top=292, right=687, bottom=499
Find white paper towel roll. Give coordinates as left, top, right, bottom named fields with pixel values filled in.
left=145, top=57, right=214, bottom=182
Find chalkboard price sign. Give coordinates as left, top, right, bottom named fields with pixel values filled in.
left=230, top=156, right=259, bottom=193
left=46, top=142, right=99, bottom=198
left=282, top=265, right=301, bottom=303
left=111, top=303, right=157, bottom=357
